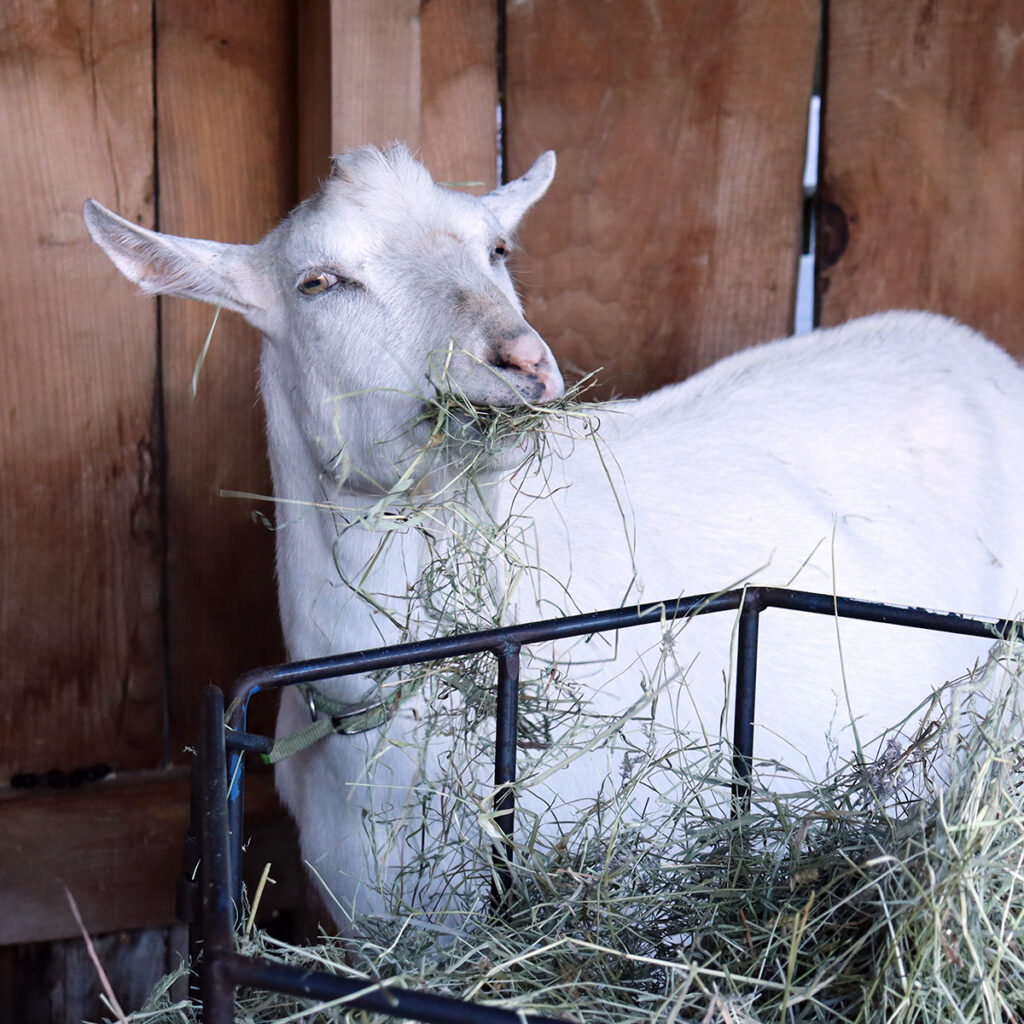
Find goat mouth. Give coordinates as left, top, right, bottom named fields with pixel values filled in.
left=488, top=364, right=565, bottom=405
left=419, top=393, right=552, bottom=457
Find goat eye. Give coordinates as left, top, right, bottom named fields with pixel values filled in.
left=490, top=241, right=508, bottom=264
left=298, top=273, right=333, bottom=295
left=297, top=270, right=363, bottom=296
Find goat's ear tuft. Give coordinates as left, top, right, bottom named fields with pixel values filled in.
left=83, top=199, right=268, bottom=319
left=482, top=151, right=557, bottom=233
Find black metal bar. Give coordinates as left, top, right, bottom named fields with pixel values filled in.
left=491, top=641, right=521, bottom=904
left=731, top=593, right=763, bottom=814
left=229, top=591, right=747, bottom=712
left=226, top=746, right=245, bottom=916
left=217, top=951, right=568, bottom=1024
left=224, top=729, right=273, bottom=755
left=222, top=707, right=261, bottom=917
left=229, top=586, right=1012, bottom=719
left=759, top=587, right=1008, bottom=638
left=198, top=685, right=238, bottom=1024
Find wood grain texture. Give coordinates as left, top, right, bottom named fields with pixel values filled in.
left=0, top=1, right=163, bottom=776
left=818, top=0, right=1024, bottom=358
left=0, top=769, right=288, bottom=945
left=0, top=772, right=187, bottom=944
left=155, top=0, right=293, bottom=753
left=504, top=0, right=821, bottom=397
left=0, top=924, right=187, bottom=1024
left=318, top=0, right=498, bottom=190
left=420, top=0, right=499, bottom=191
left=329, top=0, right=422, bottom=151
left=297, top=0, right=334, bottom=196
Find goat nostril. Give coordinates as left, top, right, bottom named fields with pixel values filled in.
left=494, top=335, right=545, bottom=374
left=539, top=371, right=565, bottom=402
left=494, top=354, right=540, bottom=374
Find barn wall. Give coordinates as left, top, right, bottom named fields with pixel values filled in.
left=504, top=0, right=821, bottom=395
left=154, top=0, right=294, bottom=759
left=0, top=1, right=163, bottom=791
left=1, top=1, right=298, bottom=1019
left=2, top=0, right=1023, bottom=1019
left=817, top=0, right=1024, bottom=353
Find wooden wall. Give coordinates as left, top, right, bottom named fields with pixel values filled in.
left=2, top=0, right=1023, bottom=1019
left=817, top=0, right=1024, bottom=343
left=1, top=2, right=298, bottom=1019
left=504, top=2, right=820, bottom=392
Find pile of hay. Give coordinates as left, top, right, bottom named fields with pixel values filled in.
left=117, top=645, right=1024, bottom=1024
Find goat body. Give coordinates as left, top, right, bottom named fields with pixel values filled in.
left=84, top=146, right=1024, bottom=930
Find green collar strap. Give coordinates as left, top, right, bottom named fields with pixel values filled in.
left=262, top=684, right=403, bottom=765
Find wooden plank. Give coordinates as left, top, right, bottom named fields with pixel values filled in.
left=0, top=771, right=189, bottom=943
left=818, top=0, right=1024, bottom=358
left=297, top=0, right=334, bottom=197
left=0, top=768, right=291, bottom=945
left=328, top=0, right=422, bottom=152
left=0, top=925, right=187, bottom=1024
left=0, top=1, right=163, bottom=777
left=315, top=0, right=498, bottom=188
left=420, top=0, right=499, bottom=191
left=504, top=0, right=821, bottom=397
left=155, top=0, right=293, bottom=753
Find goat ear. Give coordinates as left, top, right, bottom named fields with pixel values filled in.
left=82, top=200, right=267, bottom=318
left=481, top=151, right=556, bottom=232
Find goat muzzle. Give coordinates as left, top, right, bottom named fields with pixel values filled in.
left=495, top=331, right=565, bottom=403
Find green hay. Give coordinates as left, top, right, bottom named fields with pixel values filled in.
left=112, top=654, right=1024, bottom=1024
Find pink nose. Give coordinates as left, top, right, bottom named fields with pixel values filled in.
left=497, top=332, right=565, bottom=402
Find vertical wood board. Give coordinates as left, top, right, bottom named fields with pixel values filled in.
left=155, top=0, right=293, bottom=752
left=317, top=0, right=498, bottom=190
left=0, top=925, right=187, bottom=1024
left=0, top=0, right=162, bottom=776
left=504, top=0, right=821, bottom=397
left=420, top=0, right=499, bottom=190
left=328, top=0, right=422, bottom=153
left=818, top=0, right=1024, bottom=358
left=297, top=0, right=334, bottom=197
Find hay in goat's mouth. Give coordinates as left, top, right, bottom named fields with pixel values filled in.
left=122, top=651, right=1024, bottom=1024
left=419, top=374, right=602, bottom=461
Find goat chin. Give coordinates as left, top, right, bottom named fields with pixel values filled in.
left=84, top=143, right=1024, bottom=934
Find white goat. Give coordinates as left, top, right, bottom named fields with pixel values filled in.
left=85, top=145, right=1024, bottom=931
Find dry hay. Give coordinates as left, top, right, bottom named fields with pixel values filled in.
left=111, top=646, right=1024, bottom=1024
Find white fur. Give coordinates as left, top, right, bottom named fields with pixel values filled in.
left=84, top=145, right=1024, bottom=931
